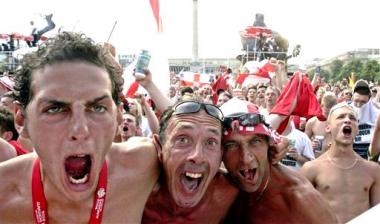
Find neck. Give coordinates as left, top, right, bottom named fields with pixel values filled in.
left=329, top=142, right=356, bottom=157
left=252, top=164, right=271, bottom=200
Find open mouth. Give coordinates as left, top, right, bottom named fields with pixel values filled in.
left=239, top=168, right=256, bottom=181
left=123, top=126, right=129, bottom=132
left=342, top=126, right=352, bottom=137
left=180, top=171, right=204, bottom=193
left=65, top=155, right=92, bottom=185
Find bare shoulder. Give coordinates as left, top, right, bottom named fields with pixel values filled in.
left=0, top=153, right=36, bottom=216
left=0, top=138, right=17, bottom=162
left=275, top=164, right=312, bottom=186
left=109, top=137, right=159, bottom=174
left=111, top=137, right=157, bottom=162
left=307, top=116, right=318, bottom=125
left=301, top=154, right=327, bottom=172
left=273, top=165, right=337, bottom=223
left=360, top=159, right=380, bottom=177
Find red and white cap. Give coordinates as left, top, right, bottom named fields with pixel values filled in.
left=0, top=76, right=15, bottom=91
left=220, top=98, right=280, bottom=143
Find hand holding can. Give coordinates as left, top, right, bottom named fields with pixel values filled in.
left=135, top=50, right=151, bottom=79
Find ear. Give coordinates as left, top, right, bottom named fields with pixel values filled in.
left=14, top=103, right=29, bottom=138
left=116, top=103, right=123, bottom=125
left=1, top=131, right=13, bottom=142
left=153, top=134, right=163, bottom=162
left=325, top=124, right=331, bottom=134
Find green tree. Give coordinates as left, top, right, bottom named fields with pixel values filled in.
left=329, top=59, right=344, bottom=81
left=361, top=60, right=380, bottom=82
left=341, top=59, right=363, bottom=81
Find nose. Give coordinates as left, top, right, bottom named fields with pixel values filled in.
left=69, top=108, right=90, bottom=142
left=187, top=141, right=205, bottom=164
left=343, top=115, right=352, bottom=124
left=240, top=146, right=254, bottom=166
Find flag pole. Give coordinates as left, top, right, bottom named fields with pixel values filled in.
left=107, top=21, right=118, bottom=42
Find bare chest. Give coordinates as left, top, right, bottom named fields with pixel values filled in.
left=315, top=165, right=373, bottom=198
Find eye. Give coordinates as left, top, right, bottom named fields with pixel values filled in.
left=91, top=104, right=107, bottom=113
left=224, top=142, right=239, bottom=151
left=249, top=138, right=262, bottom=146
left=174, top=136, right=191, bottom=147
left=46, top=106, right=64, bottom=114
left=206, top=138, right=219, bottom=148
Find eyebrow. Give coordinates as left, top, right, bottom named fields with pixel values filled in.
left=175, top=124, right=221, bottom=136
left=85, top=95, right=110, bottom=107
left=38, top=95, right=110, bottom=107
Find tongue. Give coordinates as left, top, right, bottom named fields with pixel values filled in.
left=181, top=175, right=199, bottom=192
left=242, top=169, right=255, bottom=181
left=65, top=156, right=90, bottom=179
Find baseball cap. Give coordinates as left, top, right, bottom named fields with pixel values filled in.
left=0, top=76, right=15, bottom=91
left=353, top=79, right=371, bottom=95
left=220, top=98, right=279, bottom=143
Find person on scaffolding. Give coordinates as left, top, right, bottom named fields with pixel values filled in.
left=26, top=13, right=55, bottom=47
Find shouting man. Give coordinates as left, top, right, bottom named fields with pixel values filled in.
left=0, top=32, right=159, bottom=223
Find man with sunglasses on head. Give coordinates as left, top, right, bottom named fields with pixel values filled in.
left=142, top=99, right=240, bottom=223
left=137, top=73, right=291, bottom=222
left=221, top=98, right=337, bottom=223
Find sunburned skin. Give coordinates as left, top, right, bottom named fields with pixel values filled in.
left=157, top=111, right=223, bottom=208
left=301, top=106, right=380, bottom=223
left=143, top=110, right=240, bottom=223
left=223, top=133, right=337, bottom=223
left=0, top=62, right=160, bottom=223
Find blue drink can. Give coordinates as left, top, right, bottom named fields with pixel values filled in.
left=135, top=49, right=151, bottom=79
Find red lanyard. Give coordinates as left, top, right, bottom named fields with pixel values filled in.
left=32, top=158, right=108, bottom=224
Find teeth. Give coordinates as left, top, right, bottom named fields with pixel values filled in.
left=69, top=174, right=88, bottom=184
left=185, top=172, right=202, bottom=179
left=76, top=154, right=87, bottom=158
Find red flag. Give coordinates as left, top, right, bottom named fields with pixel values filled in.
left=256, top=62, right=276, bottom=78
left=149, top=0, right=163, bottom=32
left=126, top=81, right=139, bottom=98
left=270, top=72, right=325, bottom=133
left=212, top=74, right=231, bottom=104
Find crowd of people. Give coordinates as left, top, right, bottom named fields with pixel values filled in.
left=0, top=31, right=379, bottom=223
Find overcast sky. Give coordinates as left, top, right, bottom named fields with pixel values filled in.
left=2, top=0, right=379, bottom=63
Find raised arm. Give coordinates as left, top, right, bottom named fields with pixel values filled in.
left=370, top=164, right=380, bottom=206
left=137, top=93, right=159, bottom=135
left=369, top=114, right=380, bottom=161
left=135, top=69, right=173, bottom=113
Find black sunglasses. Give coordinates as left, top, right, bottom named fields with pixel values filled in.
left=223, top=113, right=267, bottom=130
left=173, top=101, right=224, bottom=122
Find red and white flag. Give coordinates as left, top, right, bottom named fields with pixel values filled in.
left=236, top=60, right=276, bottom=87
left=179, top=72, right=215, bottom=88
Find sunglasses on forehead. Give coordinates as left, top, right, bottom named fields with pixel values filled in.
left=223, top=113, right=267, bottom=130
left=173, top=101, right=224, bottom=122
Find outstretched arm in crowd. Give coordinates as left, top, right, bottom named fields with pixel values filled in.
left=369, top=114, right=380, bottom=161
left=0, top=138, right=16, bottom=162
left=267, top=97, right=297, bottom=131
left=272, top=60, right=288, bottom=90
left=135, top=69, right=173, bottom=113
left=136, top=93, right=159, bottom=135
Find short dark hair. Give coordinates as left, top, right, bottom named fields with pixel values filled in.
left=158, top=100, right=222, bottom=143
left=0, top=108, right=18, bottom=140
left=180, top=86, right=194, bottom=96
left=13, top=32, right=123, bottom=109
left=247, top=86, right=257, bottom=92
left=158, top=105, right=176, bottom=143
